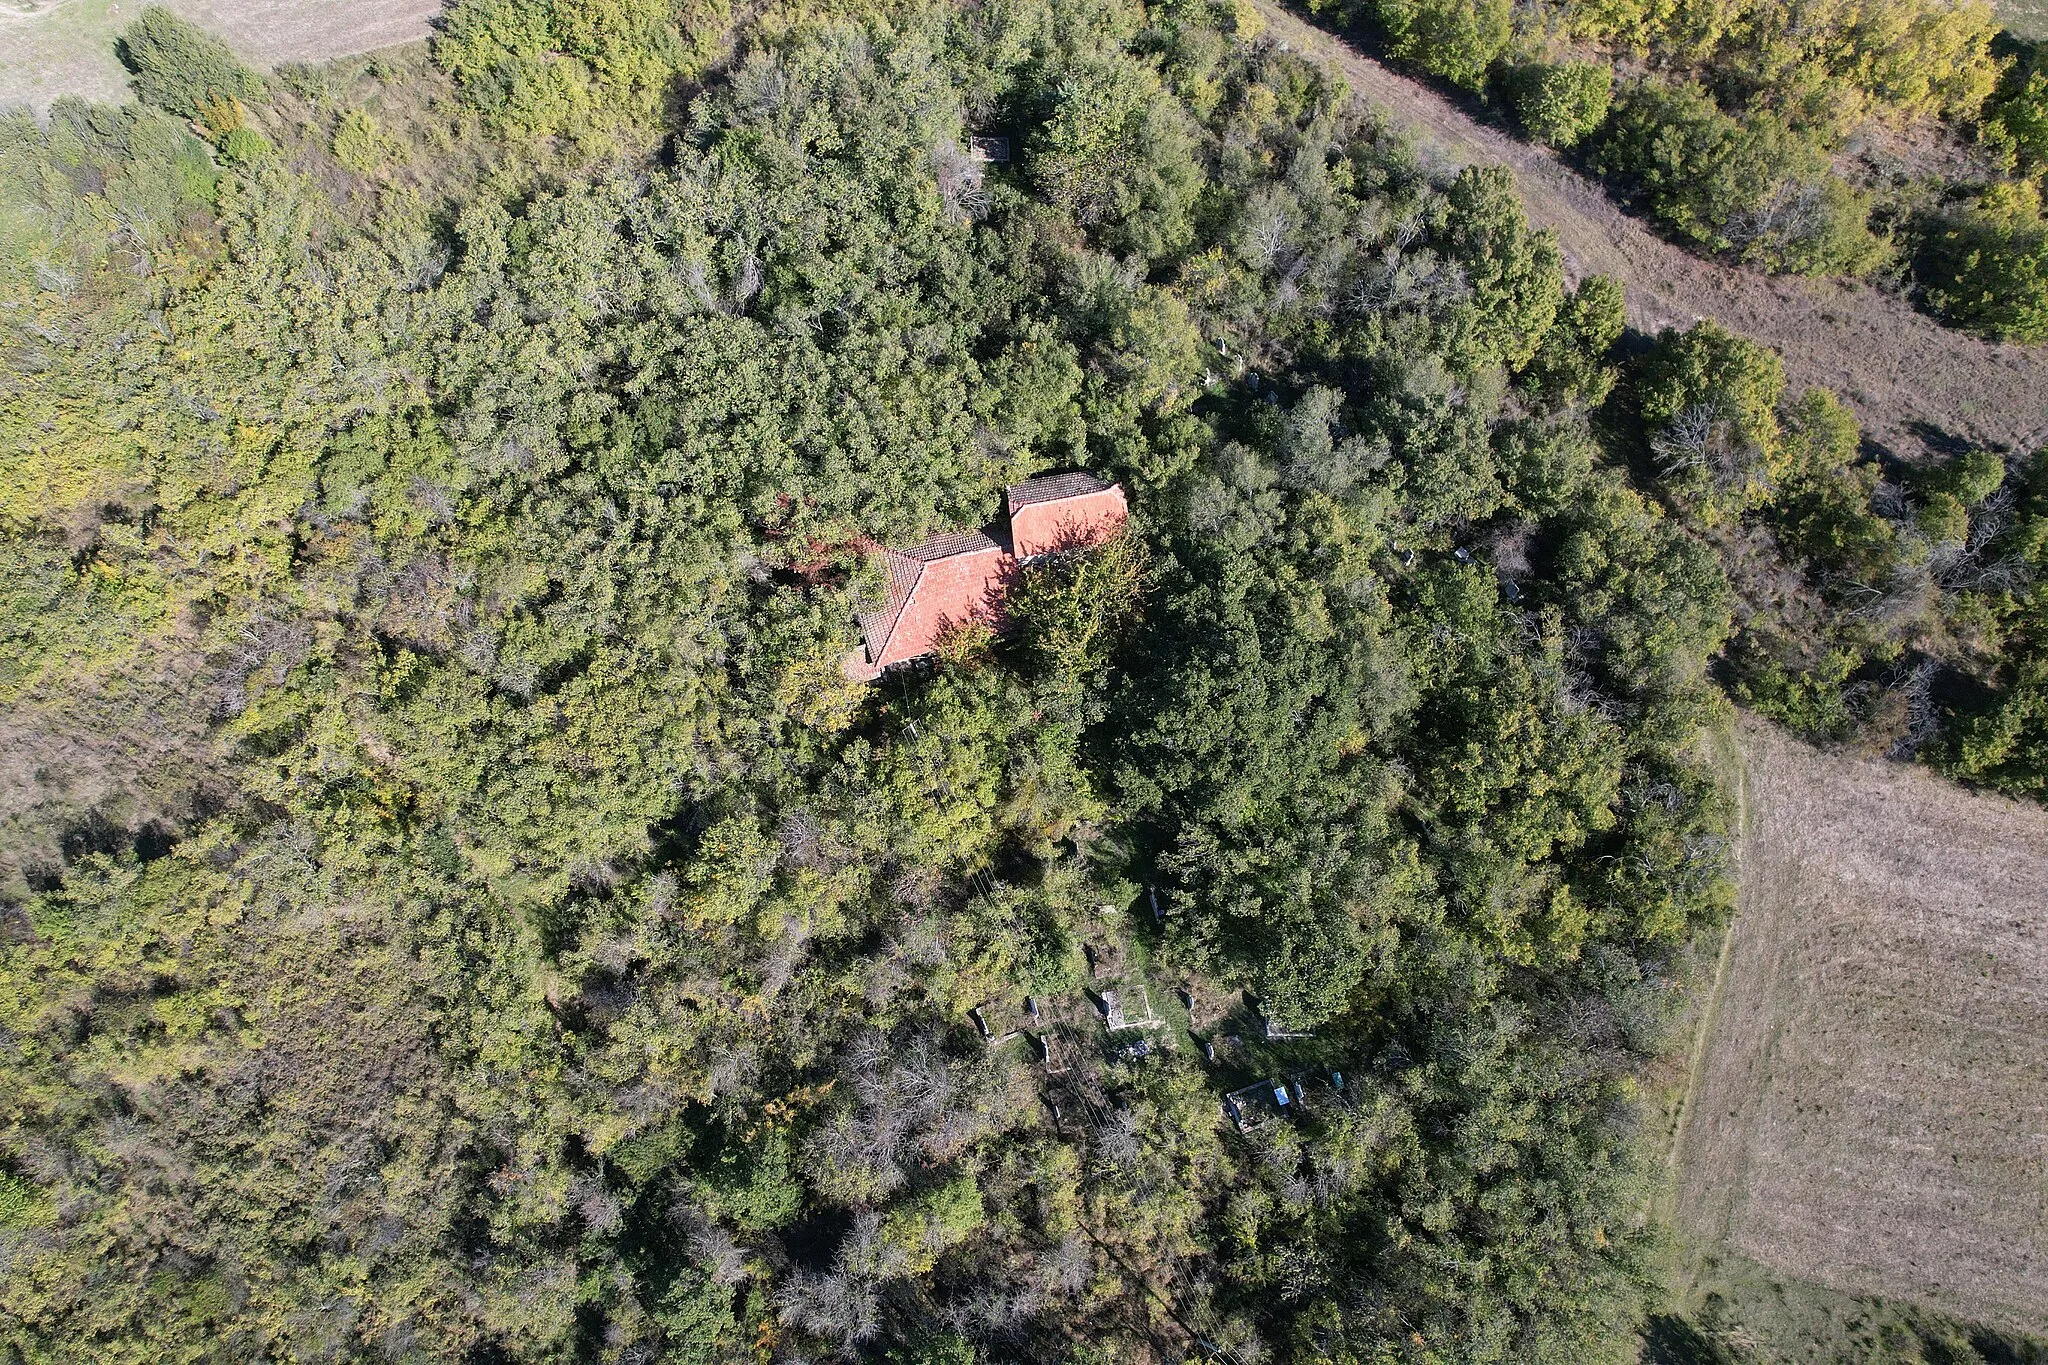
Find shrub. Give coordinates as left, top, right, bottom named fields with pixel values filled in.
left=1945, top=632, right=2048, bottom=795
left=1986, top=68, right=2048, bottom=174
left=1506, top=60, right=1612, bottom=148
left=117, top=7, right=264, bottom=120
left=1636, top=319, right=1787, bottom=522
left=1915, top=181, right=2048, bottom=344
left=331, top=109, right=402, bottom=173
left=216, top=127, right=274, bottom=166
left=1375, top=0, right=1512, bottom=90
left=1731, top=647, right=1866, bottom=741
left=1591, top=78, right=1881, bottom=275
left=0, top=1171, right=54, bottom=1231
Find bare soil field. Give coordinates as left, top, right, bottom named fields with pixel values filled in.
left=1256, top=2, right=2048, bottom=464
left=1669, top=717, right=2048, bottom=1337
left=0, top=0, right=442, bottom=111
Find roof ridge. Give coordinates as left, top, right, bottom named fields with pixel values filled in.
left=1006, top=471, right=1114, bottom=508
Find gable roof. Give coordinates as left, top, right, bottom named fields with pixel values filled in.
left=1008, top=472, right=1114, bottom=509
left=856, top=549, right=925, bottom=664
left=902, top=529, right=1003, bottom=561
left=855, top=530, right=1010, bottom=672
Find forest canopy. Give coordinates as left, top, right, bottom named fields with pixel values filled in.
left=0, top=2, right=2040, bottom=1363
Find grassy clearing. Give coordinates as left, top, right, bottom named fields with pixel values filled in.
left=1656, top=716, right=2048, bottom=1357
left=1645, top=1249, right=2048, bottom=1364
left=1639, top=720, right=1749, bottom=1238
left=1999, top=0, right=2048, bottom=38
left=0, top=0, right=440, bottom=110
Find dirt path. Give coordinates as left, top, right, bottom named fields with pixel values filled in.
left=1257, top=2, right=2048, bottom=460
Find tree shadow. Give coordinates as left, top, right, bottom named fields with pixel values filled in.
left=1639, top=1314, right=1733, bottom=1365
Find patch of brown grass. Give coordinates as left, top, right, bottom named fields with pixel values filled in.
left=0, top=0, right=442, bottom=111
left=1671, top=716, right=2048, bottom=1336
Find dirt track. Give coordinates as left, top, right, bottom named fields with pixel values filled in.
left=1257, top=2, right=2048, bottom=461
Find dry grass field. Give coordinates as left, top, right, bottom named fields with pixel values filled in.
left=1999, top=0, right=2048, bottom=38
left=1670, top=717, right=2048, bottom=1339
left=0, top=0, right=443, bottom=110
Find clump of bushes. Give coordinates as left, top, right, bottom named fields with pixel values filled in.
left=117, top=6, right=264, bottom=119
left=1590, top=79, right=1886, bottom=276
left=1375, top=0, right=1511, bottom=89
left=1914, top=181, right=2048, bottom=344
left=1984, top=56, right=2048, bottom=174
left=1505, top=60, right=1611, bottom=147
left=435, top=0, right=733, bottom=139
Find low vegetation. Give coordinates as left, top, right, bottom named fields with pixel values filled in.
left=1659, top=723, right=2048, bottom=1359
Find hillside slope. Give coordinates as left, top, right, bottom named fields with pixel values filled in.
left=1256, top=1, right=2048, bottom=462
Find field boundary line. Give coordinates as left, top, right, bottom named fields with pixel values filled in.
left=1651, top=719, right=1748, bottom=1293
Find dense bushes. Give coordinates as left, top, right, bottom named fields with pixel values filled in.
left=1914, top=181, right=2048, bottom=343
left=1623, top=318, right=2047, bottom=795
left=1376, top=0, right=1511, bottom=89
left=1323, top=0, right=2018, bottom=310
left=434, top=0, right=731, bottom=137
left=1589, top=79, right=1886, bottom=273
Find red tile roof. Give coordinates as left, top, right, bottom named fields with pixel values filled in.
left=1008, top=477, right=1128, bottom=559
left=849, top=475, right=1128, bottom=678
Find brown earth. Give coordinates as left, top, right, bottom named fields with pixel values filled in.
left=0, top=0, right=443, bottom=110
left=1256, top=2, right=2048, bottom=463
left=1669, top=717, right=2048, bottom=1336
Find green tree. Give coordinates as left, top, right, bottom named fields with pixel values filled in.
left=1377, top=0, right=1513, bottom=89
left=1635, top=320, right=1787, bottom=523
left=1987, top=66, right=2048, bottom=174
left=1507, top=60, right=1613, bottom=148
left=1522, top=273, right=1627, bottom=409
left=1028, top=55, right=1200, bottom=257
left=1446, top=165, right=1566, bottom=372
left=117, top=7, right=264, bottom=119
